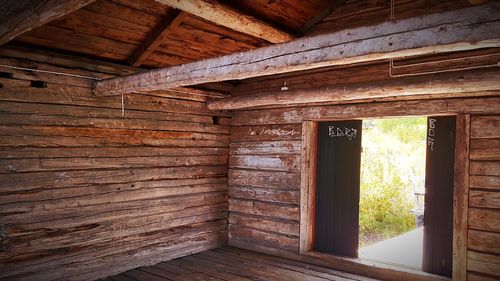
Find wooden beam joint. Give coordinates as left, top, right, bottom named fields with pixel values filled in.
left=128, top=10, right=185, bottom=67
left=154, top=0, right=294, bottom=43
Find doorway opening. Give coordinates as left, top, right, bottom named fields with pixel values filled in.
left=312, top=116, right=456, bottom=277
left=358, top=117, right=426, bottom=269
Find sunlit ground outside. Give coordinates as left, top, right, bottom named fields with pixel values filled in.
left=358, top=117, right=427, bottom=269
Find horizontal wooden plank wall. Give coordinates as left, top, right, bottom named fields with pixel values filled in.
left=227, top=50, right=500, bottom=280
left=467, top=115, right=500, bottom=281
left=0, top=48, right=230, bottom=281
left=228, top=100, right=500, bottom=280
left=228, top=125, right=301, bottom=253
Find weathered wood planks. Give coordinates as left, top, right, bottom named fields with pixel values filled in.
left=106, top=247, right=381, bottom=281
left=453, top=114, right=470, bottom=281
left=0, top=47, right=229, bottom=281
left=228, top=93, right=500, bottom=281
left=446, top=113, right=500, bottom=279
left=208, top=68, right=500, bottom=110
left=12, top=0, right=266, bottom=68
left=231, top=97, right=500, bottom=126
left=94, top=3, right=500, bottom=95
left=468, top=114, right=500, bottom=279
left=229, top=48, right=500, bottom=97
left=0, top=0, right=98, bottom=45
left=128, top=10, right=184, bottom=67
left=308, top=0, right=475, bottom=36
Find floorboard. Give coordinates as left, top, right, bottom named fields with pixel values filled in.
left=102, top=247, right=379, bottom=281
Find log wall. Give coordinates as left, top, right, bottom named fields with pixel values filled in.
left=0, top=47, right=230, bottom=281
left=467, top=115, right=500, bottom=281
left=228, top=94, right=500, bottom=279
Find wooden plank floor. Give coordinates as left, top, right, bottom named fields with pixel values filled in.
left=101, top=247, right=378, bottom=281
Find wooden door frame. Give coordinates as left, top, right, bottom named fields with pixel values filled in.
left=299, top=114, right=469, bottom=281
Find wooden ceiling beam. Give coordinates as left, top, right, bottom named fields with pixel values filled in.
left=206, top=68, right=500, bottom=110
left=128, top=10, right=185, bottom=67
left=0, top=0, right=97, bottom=45
left=153, top=0, right=295, bottom=43
left=94, top=3, right=500, bottom=97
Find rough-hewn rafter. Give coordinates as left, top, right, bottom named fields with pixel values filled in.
left=0, top=0, right=97, bottom=45
left=94, top=3, right=500, bottom=96
left=128, top=10, right=187, bottom=67
left=128, top=10, right=185, bottom=67
left=154, top=0, right=294, bottom=43
left=297, top=0, right=346, bottom=35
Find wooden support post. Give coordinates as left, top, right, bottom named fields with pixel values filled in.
left=452, top=114, right=470, bottom=281
left=300, top=121, right=317, bottom=254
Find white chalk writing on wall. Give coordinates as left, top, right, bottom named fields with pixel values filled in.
left=328, top=126, right=357, bottom=140
left=428, top=118, right=436, bottom=151
left=248, top=128, right=298, bottom=137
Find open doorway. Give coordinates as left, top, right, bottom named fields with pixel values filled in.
left=312, top=116, right=456, bottom=277
left=358, top=117, right=426, bottom=269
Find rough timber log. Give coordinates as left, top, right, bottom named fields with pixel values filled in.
left=128, top=10, right=185, bottom=67
left=153, top=0, right=294, bottom=43
left=94, top=3, right=500, bottom=96
left=207, top=68, right=500, bottom=110
left=0, top=0, right=97, bottom=45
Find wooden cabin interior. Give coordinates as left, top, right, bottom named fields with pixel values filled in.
left=0, top=0, right=499, bottom=280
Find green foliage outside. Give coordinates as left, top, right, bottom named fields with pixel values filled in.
left=359, top=117, right=427, bottom=247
